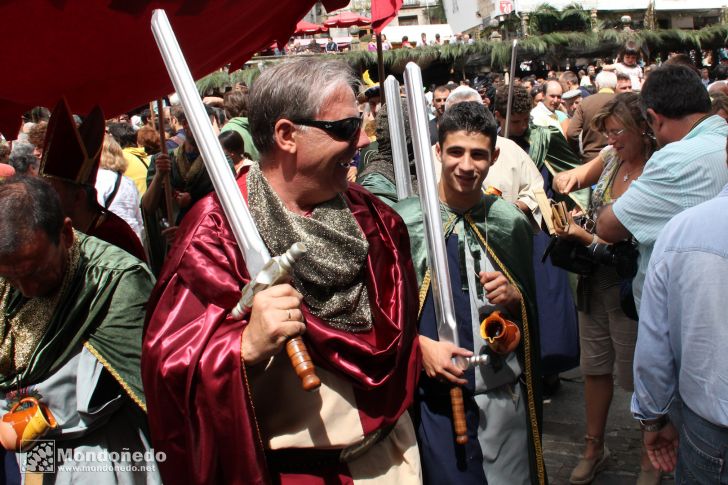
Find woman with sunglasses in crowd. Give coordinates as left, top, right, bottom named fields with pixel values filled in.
left=552, top=92, right=659, bottom=485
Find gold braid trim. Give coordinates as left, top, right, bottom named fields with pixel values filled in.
left=465, top=214, right=546, bottom=485
left=240, top=330, right=265, bottom=451
left=417, top=271, right=431, bottom=318
left=416, top=214, right=457, bottom=318
left=83, top=342, right=146, bottom=413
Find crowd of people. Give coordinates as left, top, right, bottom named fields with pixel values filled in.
left=284, top=30, right=474, bottom=55
left=0, top=41, right=727, bottom=485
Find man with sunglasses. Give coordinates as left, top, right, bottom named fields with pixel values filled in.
left=143, top=57, right=422, bottom=485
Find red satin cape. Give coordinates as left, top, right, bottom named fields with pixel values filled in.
left=142, top=170, right=420, bottom=484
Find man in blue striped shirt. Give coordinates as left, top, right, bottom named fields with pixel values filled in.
left=596, top=64, right=728, bottom=312
left=631, top=183, right=728, bottom=483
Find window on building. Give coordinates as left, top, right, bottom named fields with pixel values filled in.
left=399, top=15, right=419, bottom=25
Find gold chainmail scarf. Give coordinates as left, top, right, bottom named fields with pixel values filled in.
left=0, top=236, right=81, bottom=377
left=247, top=163, right=372, bottom=332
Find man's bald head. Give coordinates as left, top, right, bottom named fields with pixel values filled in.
left=542, top=80, right=563, bottom=112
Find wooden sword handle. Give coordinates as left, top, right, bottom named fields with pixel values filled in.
left=450, top=386, right=468, bottom=445
left=286, top=336, right=321, bottom=391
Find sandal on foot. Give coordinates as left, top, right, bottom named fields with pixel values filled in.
left=569, top=435, right=610, bottom=484
left=636, top=466, right=662, bottom=485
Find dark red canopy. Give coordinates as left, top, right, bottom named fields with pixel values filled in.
left=1, top=0, right=355, bottom=137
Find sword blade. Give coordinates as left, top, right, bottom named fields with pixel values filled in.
left=403, top=62, right=459, bottom=348
left=383, top=76, right=414, bottom=200
left=151, top=9, right=270, bottom=277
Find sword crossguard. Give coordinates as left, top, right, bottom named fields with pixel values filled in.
left=453, top=354, right=490, bottom=370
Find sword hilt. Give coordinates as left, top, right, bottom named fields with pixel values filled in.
left=453, top=354, right=490, bottom=370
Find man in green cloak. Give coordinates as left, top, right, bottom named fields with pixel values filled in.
left=356, top=98, right=419, bottom=207
left=0, top=176, right=160, bottom=484
left=394, top=102, right=546, bottom=484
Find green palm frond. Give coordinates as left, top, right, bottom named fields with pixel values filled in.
left=246, top=25, right=728, bottom=77
left=230, top=67, right=261, bottom=87
left=195, top=71, right=231, bottom=96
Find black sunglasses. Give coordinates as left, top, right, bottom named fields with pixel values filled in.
left=291, top=114, right=363, bottom=142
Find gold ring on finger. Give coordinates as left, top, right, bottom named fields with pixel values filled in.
left=287, top=309, right=292, bottom=321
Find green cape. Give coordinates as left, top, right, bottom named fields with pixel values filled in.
left=529, top=124, right=591, bottom=211
left=394, top=194, right=547, bottom=485
left=0, top=233, right=153, bottom=411
left=357, top=171, right=398, bottom=207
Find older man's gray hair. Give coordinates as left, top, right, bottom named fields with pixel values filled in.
left=8, top=142, right=39, bottom=175
left=249, top=58, right=359, bottom=157
left=595, top=71, right=618, bottom=90
left=444, top=86, right=482, bottom=111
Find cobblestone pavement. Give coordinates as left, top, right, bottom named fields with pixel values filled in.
left=542, top=368, right=675, bottom=485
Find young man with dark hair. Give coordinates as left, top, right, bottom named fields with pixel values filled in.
left=597, top=63, right=728, bottom=312
left=493, top=85, right=532, bottom=142
left=615, top=72, right=633, bottom=93
left=166, top=105, right=186, bottom=150
left=395, top=101, right=545, bottom=485
left=428, top=84, right=452, bottom=143
left=325, top=36, right=338, bottom=52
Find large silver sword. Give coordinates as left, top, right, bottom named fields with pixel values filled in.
left=403, top=62, right=488, bottom=445
left=383, top=75, right=413, bottom=200
left=151, top=9, right=320, bottom=391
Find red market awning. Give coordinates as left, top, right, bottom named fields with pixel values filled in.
left=294, top=20, right=329, bottom=35
left=323, top=11, right=372, bottom=28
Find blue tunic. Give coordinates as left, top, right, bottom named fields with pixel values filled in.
left=416, top=236, right=530, bottom=485
left=533, top=165, right=579, bottom=375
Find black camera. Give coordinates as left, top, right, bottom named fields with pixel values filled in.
left=585, top=240, right=639, bottom=278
